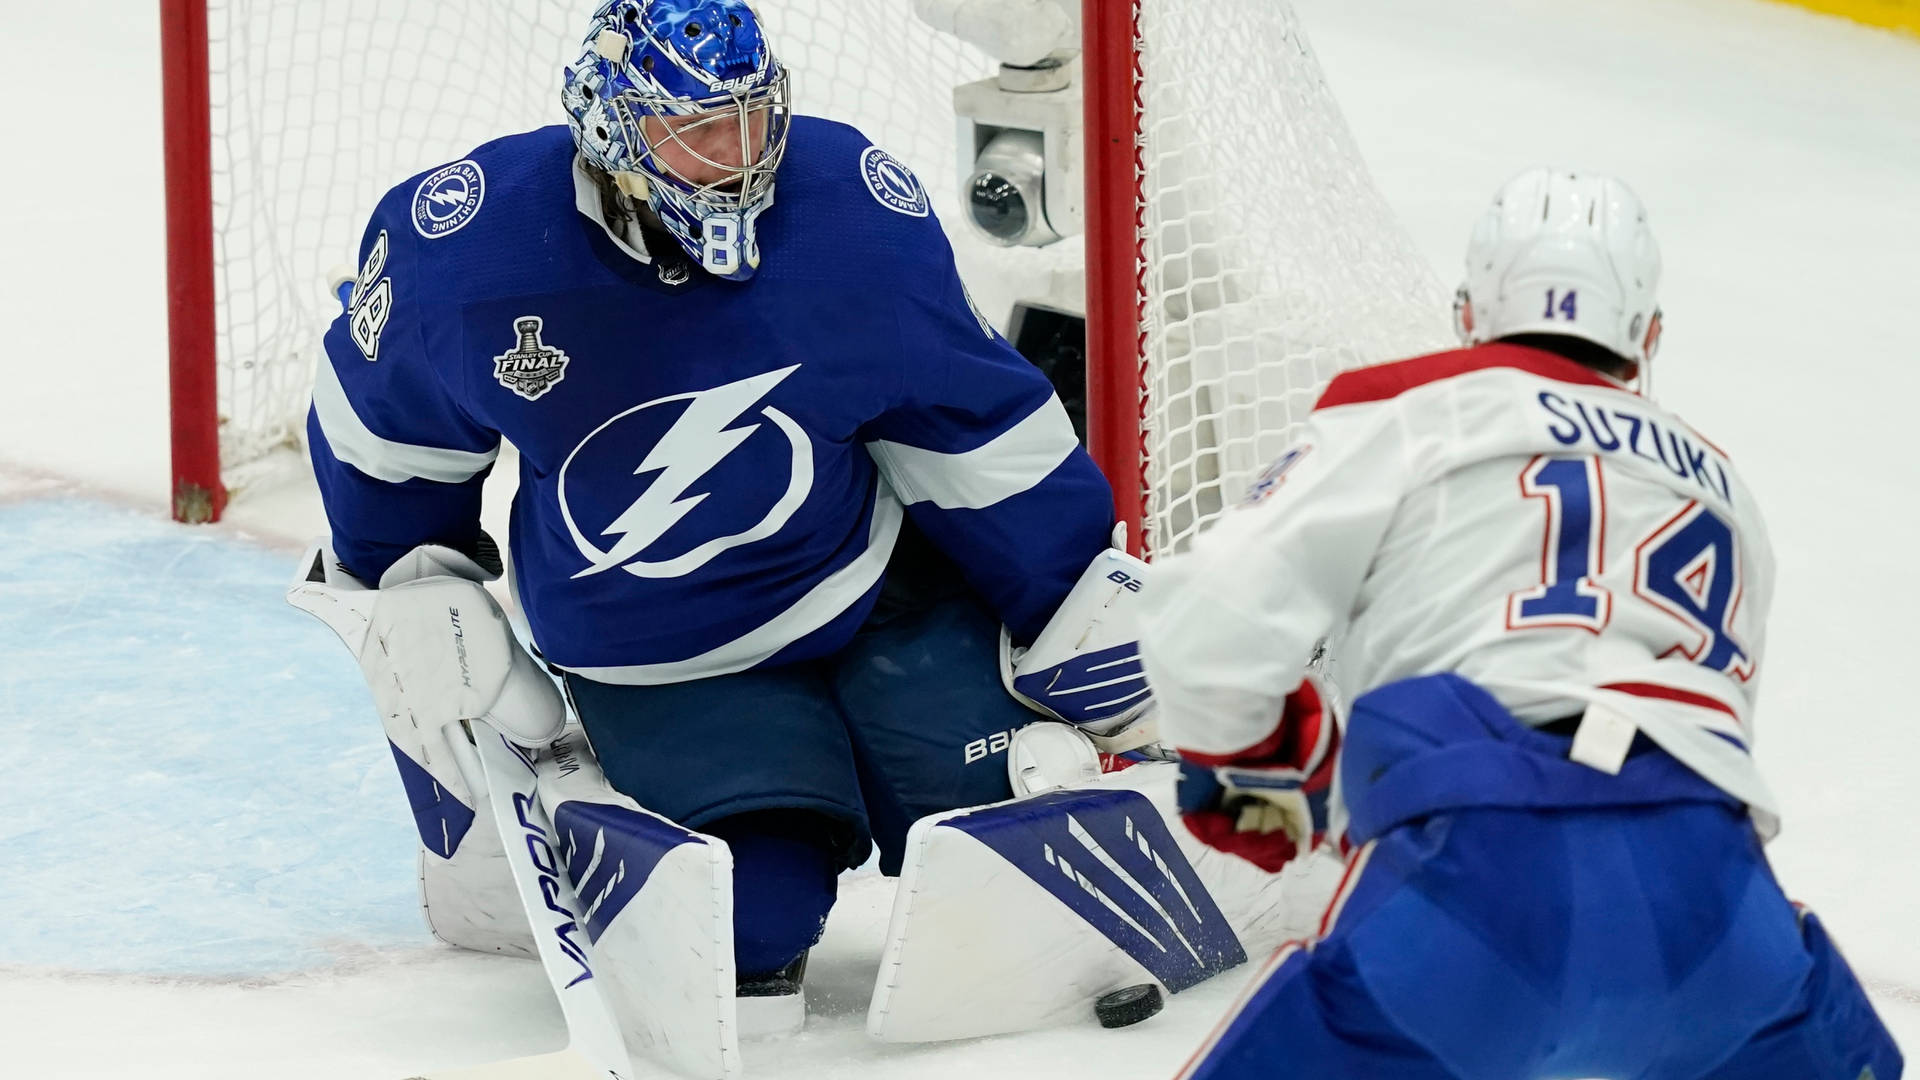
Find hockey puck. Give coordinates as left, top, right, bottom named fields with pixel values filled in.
left=1095, top=983, right=1164, bottom=1028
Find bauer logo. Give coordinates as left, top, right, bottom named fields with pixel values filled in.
left=861, top=146, right=930, bottom=218
left=412, top=159, right=486, bottom=239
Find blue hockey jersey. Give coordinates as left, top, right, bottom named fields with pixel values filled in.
left=309, top=118, right=1114, bottom=684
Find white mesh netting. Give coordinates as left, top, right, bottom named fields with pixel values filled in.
left=208, top=2, right=581, bottom=484
left=1136, top=0, right=1450, bottom=553
left=206, top=0, right=1447, bottom=551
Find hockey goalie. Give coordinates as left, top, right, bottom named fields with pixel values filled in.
left=287, top=1, right=1314, bottom=1077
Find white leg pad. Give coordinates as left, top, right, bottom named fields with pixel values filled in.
left=416, top=812, right=536, bottom=959
left=535, top=731, right=743, bottom=1079
left=868, top=786, right=1246, bottom=1043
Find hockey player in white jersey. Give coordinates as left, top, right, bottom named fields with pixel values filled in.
left=1142, top=170, right=1901, bottom=1079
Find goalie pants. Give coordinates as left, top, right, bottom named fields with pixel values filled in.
left=563, top=592, right=1033, bottom=975
left=1180, top=802, right=1902, bottom=1080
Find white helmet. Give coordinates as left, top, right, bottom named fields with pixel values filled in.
left=1454, top=169, right=1664, bottom=367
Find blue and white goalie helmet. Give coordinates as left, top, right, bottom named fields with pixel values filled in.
left=563, top=0, right=790, bottom=281
left=1455, top=169, right=1665, bottom=368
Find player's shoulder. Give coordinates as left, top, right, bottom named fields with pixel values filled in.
left=368, top=125, right=578, bottom=261
left=780, top=115, right=911, bottom=190
left=768, top=115, right=953, bottom=276
left=1315, top=343, right=1629, bottom=412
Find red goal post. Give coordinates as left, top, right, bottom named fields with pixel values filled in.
left=160, top=0, right=224, bottom=523
left=1082, top=0, right=1149, bottom=557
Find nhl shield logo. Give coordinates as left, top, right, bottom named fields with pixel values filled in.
left=494, top=317, right=570, bottom=401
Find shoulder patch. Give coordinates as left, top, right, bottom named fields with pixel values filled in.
left=860, top=146, right=930, bottom=218
left=412, top=159, right=486, bottom=239
left=1243, top=443, right=1312, bottom=505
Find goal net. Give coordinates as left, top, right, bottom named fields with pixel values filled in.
left=175, top=0, right=1449, bottom=551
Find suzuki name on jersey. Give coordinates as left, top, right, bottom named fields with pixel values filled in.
left=1537, top=390, right=1732, bottom=503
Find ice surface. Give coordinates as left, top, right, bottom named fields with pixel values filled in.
left=0, top=497, right=429, bottom=975
left=1, top=0, right=1915, bottom=1075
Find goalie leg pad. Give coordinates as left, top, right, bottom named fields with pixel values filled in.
left=286, top=542, right=566, bottom=958
left=413, top=764, right=536, bottom=957
left=533, top=730, right=741, bottom=1077
left=868, top=787, right=1246, bottom=1043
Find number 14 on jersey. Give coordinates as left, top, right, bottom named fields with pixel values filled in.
left=1506, top=455, right=1754, bottom=680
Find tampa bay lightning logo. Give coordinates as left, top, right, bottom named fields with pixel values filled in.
left=412, top=159, right=485, bottom=239
left=558, top=366, right=813, bottom=580
left=860, top=146, right=930, bottom=218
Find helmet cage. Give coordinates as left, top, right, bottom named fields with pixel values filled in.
left=608, top=69, right=790, bottom=225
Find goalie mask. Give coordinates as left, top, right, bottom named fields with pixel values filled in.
left=563, top=0, right=790, bottom=281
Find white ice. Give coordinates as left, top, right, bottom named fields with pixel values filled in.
left=0, top=0, right=1915, bottom=1076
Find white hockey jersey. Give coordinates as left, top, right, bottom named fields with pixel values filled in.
left=1138, top=343, right=1780, bottom=830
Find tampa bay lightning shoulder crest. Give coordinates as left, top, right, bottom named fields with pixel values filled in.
left=413, top=159, right=486, bottom=239
left=860, top=146, right=930, bottom=218
left=494, top=317, right=570, bottom=401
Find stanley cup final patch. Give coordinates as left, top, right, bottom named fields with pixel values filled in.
left=494, top=317, right=570, bottom=401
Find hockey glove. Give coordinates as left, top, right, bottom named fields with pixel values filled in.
left=288, top=541, right=565, bottom=749
left=288, top=541, right=567, bottom=863
left=1176, top=675, right=1339, bottom=873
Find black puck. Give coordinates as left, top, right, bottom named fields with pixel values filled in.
left=1095, top=983, right=1164, bottom=1028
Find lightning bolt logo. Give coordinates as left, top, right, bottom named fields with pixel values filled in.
left=424, top=186, right=469, bottom=209
left=558, top=365, right=813, bottom=580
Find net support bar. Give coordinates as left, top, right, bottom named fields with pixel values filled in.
left=1082, top=0, right=1146, bottom=557
left=160, top=0, right=227, bottom=523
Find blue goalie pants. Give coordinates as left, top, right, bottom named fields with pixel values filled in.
left=561, top=572, right=1035, bottom=976
left=1182, top=800, right=1901, bottom=1080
